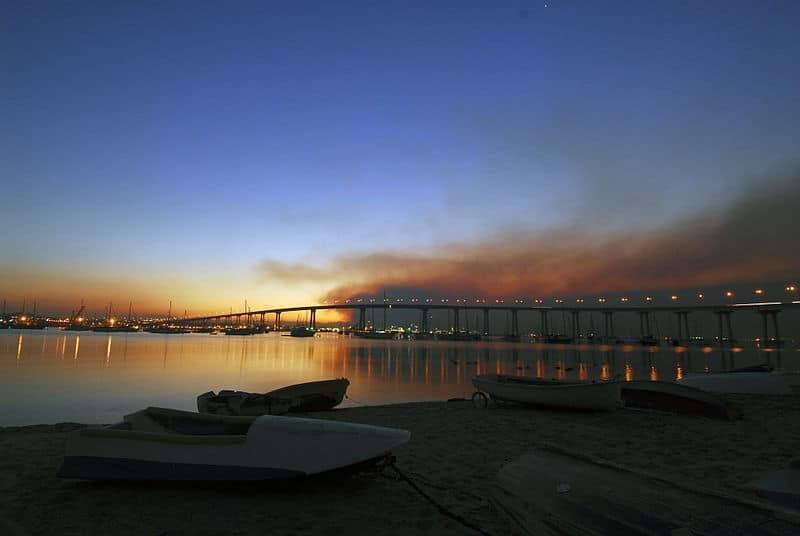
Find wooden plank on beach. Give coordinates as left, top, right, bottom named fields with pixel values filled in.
left=494, top=447, right=800, bottom=535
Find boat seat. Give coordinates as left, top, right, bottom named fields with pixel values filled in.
left=79, top=427, right=246, bottom=445
left=125, top=407, right=257, bottom=435
left=123, top=409, right=174, bottom=434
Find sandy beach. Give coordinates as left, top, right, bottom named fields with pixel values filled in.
left=2, top=394, right=799, bottom=535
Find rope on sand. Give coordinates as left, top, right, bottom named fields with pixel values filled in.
left=343, top=393, right=368, bottom=406
left=387, top=459, right=494, bottom=536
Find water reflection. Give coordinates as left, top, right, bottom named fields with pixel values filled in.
left=0, top=330, right=795, bottom=425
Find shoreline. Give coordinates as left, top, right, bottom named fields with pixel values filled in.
left=3, top=396, right=799, bottom=534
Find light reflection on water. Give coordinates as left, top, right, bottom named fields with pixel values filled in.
left=0, top=329, right=796, bottom=426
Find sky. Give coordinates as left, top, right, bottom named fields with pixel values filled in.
left=2, top=1, right=799, bottom=317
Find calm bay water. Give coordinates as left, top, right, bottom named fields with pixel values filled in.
left=1, top=329, right=797, bottom=426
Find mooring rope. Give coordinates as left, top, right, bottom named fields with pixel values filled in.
left=343, top=393, right=368, bottom=406
left=387, top=459, right=494, bottom=536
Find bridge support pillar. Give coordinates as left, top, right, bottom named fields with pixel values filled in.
left=675, top=311, right=688, bottom=342
left=715, top=311, right=735, bottom=346
left=453, top=308, right=460, bottom=332
left=421, top=307, right=429, bottom=334
left=274, top=311, right=281, bottom=330
left=540, top=310, right=549, bottom=338
left=310, top=309, right=316, bottom=329
left=511, top=309, right=519, bottom=337
left=603, top=311, right=615, bottom=342
left=483, top=308, right=490, bottom=336
left=638, top=311, right=651, bottom=338
left=760, top=309, right=782, bottom=347
left=772, top=311, right=780, bottom=346
left=358, top=306, right=366, bottom=331
left=572, top=311, right=580, bottom=341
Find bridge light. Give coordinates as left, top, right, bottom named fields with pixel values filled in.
left=697, top=293, right=704, bottom=300
left=597, top=297, right=606, bottom=304
left=575, top=298, right=584, bottom=304
left=671, top=295, right=678, bottom=301
left=645, top=296, right=653, bottom=303
left=620, top=297, right=629, bottom=303
left=786, top=284, right=797, bottom=294
left=725, top=290, right=734, bottom=298
left=754, top=289, right=764, bottom=296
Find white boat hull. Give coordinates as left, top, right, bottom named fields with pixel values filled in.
left=59, top=407, right=410, bottom=481
left=472, top=374, right=621, bottom=412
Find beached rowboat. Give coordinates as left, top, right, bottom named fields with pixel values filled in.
left=197, top=378, right=350, bottom=416
left=266, top=378, right=350, bottom=412
left=472, top=374, right=621, bottom=412
left=58, top=406, right=410, bottom=481
left=621, top=380, right=742, bottom=419
left=494, top=447, right=800, bottom=535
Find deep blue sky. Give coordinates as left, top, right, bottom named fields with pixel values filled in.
left=2, top=1, right=799, bottom=314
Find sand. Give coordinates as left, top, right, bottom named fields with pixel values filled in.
left=2, top=394, right=799, bottom=535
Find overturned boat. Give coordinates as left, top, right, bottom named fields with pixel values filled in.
left=494, top=447, right=800, bottom=535
left=621, top=380, right=743, bottom=419
left=198, top=378, right=350, bottom=416
left=58, top=406, right=410, bottom=481
left=472, top=374, right=621, bottom=412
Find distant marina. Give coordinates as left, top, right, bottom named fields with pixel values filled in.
left=3, top=289, right=798, bottom=349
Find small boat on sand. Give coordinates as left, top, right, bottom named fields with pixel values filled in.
left=58, top=406, right=410, bottom=481
left=265, top=378, right=350, bottom=412
left=197, top=390, right=293, bottom=416
left=472, top=374, right=621, bottom=412
left=679, top=370, right=800, bottom=395
left=743, top=458, right=800, bottom=510
left=198, top=378, right=350, bottom=416
left=621, top=380, right=742, bottom=419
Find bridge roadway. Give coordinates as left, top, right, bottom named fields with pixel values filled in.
left=168, top=300, right=800, bottom=344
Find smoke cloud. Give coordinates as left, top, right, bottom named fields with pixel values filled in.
left=256, top=166, right=800, bottom=301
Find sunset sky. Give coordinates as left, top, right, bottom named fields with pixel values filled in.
left=2, top=1, right=799, bottom=317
